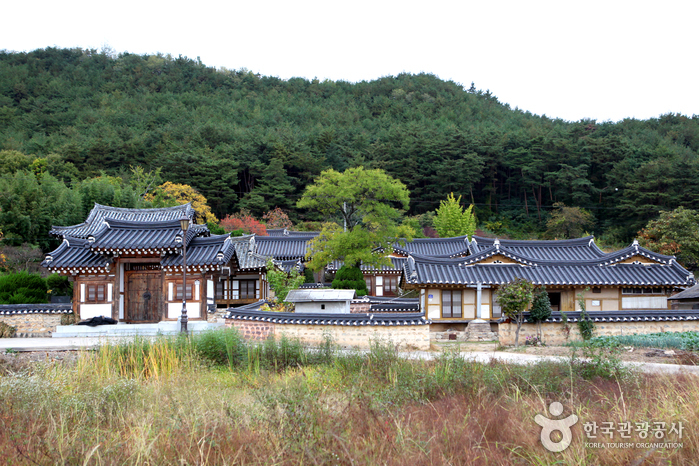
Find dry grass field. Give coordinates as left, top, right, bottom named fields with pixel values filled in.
left=0, top=330, right=697, bottom=465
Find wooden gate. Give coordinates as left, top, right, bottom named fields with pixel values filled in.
left=125, top=271, right=162, bottom=323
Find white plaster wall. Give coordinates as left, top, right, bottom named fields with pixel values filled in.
left=167, top=302, right=201, bottom=319
left=80, top=304, right=112, bottom=320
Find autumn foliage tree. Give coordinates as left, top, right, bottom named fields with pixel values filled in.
left=262, top=207, right=293, bottom=230
left=145, top=182, right=217, bottom=224
left=638, top=206, right=699, bottom=270
left=219, top=210, right=267, bottom=236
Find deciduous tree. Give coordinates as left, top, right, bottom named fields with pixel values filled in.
left=638, top=206, right=699, bottom=270
left=545, top=203, right=594, bottom=239
left=146, top=182, right=218, bottom=224
left=497, top=277, right=534, bottom=348
left=298, top=167, right=412, bottom=270
left=433, top=193, right=476, bottom=238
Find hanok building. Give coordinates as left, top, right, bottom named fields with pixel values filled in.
left=400, top=236, right=696, bottom=330
left=42, top=204, right=270, bottom=323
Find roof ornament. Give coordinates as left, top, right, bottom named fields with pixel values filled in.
left=250, top=235, right=256, bottom=253
left=494, top=238, right=500, bottom=251
left=45, top=255, right=52, bottom=264
left=87, top=235, right=95, bottom=244
left=283, top=229, right=289, bottom=236
left=175, top=234, right=183, bottom=244
left=216, top=251, right=225, bottom=262
left=632, top=239, right=639, bottom=251
left=589, top=237, right=594, bottom=247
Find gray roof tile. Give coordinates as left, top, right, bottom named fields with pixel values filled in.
left=50, top=203, right=195, bottom=238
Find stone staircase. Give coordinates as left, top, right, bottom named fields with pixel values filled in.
left=465, top=319, right=498, bottom=341
left=52, top=321, right=224, bottom=338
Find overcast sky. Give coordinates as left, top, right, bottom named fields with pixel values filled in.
left=2, top=0, right=696, bottom=122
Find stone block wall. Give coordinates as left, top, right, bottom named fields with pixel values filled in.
left=226, top=319, right=430, bottom=350
left=498, top=320, right=699, bottom=346
left=0, top=314, right=64, bottom=337
left=350, top=302, right=371, bottom=313
left=230, top=320, right=274, bottom=341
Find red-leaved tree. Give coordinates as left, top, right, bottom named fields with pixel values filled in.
left=219, top=210, right=268, bottom=236
left=262, top=207, right=293, bottom=230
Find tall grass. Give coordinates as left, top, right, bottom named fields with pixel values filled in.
left=0, top=329, right=697, bottom=465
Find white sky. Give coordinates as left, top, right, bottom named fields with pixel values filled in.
left=2, top=0, right=697, bottom=122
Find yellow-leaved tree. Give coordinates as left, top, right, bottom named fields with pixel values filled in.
left=145, top=182, right=218, bottom=224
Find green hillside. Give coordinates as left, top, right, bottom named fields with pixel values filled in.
left=1, top=47, right=698, bottom=244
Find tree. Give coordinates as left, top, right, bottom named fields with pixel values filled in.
left=528, top=287, right=552, bottom=342
left=145, top=182, right=217, bottom=224
left=497, top=277, right=534, bottom=348
left=297, top=167, right=412, bottom=270
left=545, top=202, right=594, bottom=239
left=433, top=193, right=477, bottom=238
left=262, top=207, right=293, bottom=230
left=239, top=157, right=295, bottom=216
left=638, top=206, right=699, bottom=270
left=331, top=265, right=368, bottom=296
left=219, top=211, right=267, bottom=236
left=265, top=259, right=305, bottom=304
left=0, top=171, right=83, bottom=249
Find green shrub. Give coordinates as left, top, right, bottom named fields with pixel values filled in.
left=47, top=274, right=73, bottom=296
left=332, top=265, right=368, bottom=295
left=0, top=272, right=48, bottom=304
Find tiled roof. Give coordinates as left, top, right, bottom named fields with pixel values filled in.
left=0, top=304, right=73, bottom=315
left=327, top=257, right=406, bottom=272
left=230, top=235, right=269, bottom=270
left=225, top=308, right=430, bottom=326
left=266, top=229, right=320, bottom=238
left=392, top=235, right=471, bottom=256
left=50, top=203, right=195, bottom=238
left=277, top=259, right=304, bottom=274
left=670, top=284, right=699, bottom=301
left=468, top=236, right=604, bottom=261
left=42, top=238, right=112, bottom=272
left=522, top=309, right=699, bottom=323
left=89, top=219, right=205, bottom=253
left=161, top=234, right=235, bottom=270
left=403, top=253, right=695, bottom=288
left=299, top=283, right=330, bottom=289
left=351, top=296, right=422, bottom=313
left=255, top=235, right=314, bottom=260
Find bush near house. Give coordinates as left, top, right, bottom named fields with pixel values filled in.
left=0, top=271, right=48, bottom=304
left=331, top=265, right=368, bottom=296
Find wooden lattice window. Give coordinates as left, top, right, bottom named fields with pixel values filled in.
left=86, top=284, right=107, bottom=303
left=442, top=290, right=462, bottom=318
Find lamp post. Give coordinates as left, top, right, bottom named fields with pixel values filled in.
left=180, top=216, right=190, bottom=334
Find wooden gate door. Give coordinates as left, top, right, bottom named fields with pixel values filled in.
left=125, top=272, right=162, bottom=323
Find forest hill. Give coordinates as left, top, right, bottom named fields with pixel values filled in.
left=1, top=47, right=698, bottom=243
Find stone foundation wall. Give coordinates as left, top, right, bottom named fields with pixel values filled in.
left=226, top=320, right=430, bottom=350
left=230, top=320, right=274, bottom=341
left=350, top=303, right=371, bottom=313
left=499, top=320, right=699, bottom=346
left=0, top=314, right=64, bottom=337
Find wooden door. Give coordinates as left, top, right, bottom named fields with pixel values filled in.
left=125, top=272, right=162, bottom=323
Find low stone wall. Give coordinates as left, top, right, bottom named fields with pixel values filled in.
left=0, top=314, right=64, bottom=337
left=230, top=320, right=274, bottom=341
left=227, top=320, right=430, bottom=350
left=349, top=302, right=372, bottom=313
left=498, top=320, right=699, bottom=346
